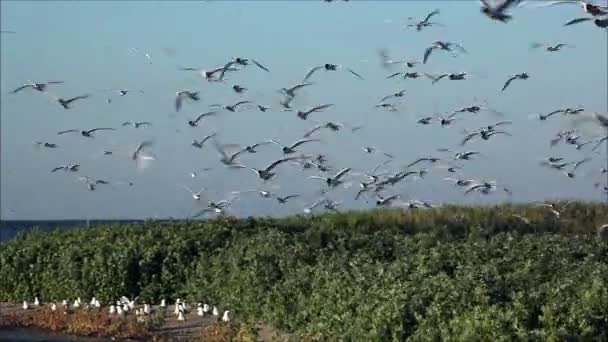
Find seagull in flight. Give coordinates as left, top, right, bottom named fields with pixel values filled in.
left=211, top=100, right=252, bottom=112
left=296, top=104, right=334, bottom=120
left=535, top=1, right=608, bottom=16
left=479, top=0, right=523, bottom=22
left=229, top=57, right=270, bottom=72
left=423, top=41, right=467, bottom=64
left=245, top=156, right=307, bottom=181
left=405, top=9, right=443, bottom=31
left=270, top=138, right=320, bottom=154
left=57, top=127, right=116, bottom=138
left=191, top=133, right=217, bottom=149
left=175, top=90, right=200, bottom=112
left=302, top=64, right=364, bottom=82
left=188, top=111, right=218, bottom=127
left=11, top=81, right=64, bottom=94
left=564, top=16, right=608, bottom=27
left=122, top=121, right=152, bottom=129
left=530, top=42, right=572, bottom=52
left=501, top=72, right=529, bottom=91
left=309, top=168, right=352, bottom=188
left=180, top=185, right=206, bottom=201
left=52, top=164, right=80, bottom=173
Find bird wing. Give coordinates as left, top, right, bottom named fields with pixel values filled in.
left=461, top=133, right=479, bottom=146
left=88, top=128, right=116, bottom=133
left=346, top=68, right=364, bottom=80
left=501, top=76, right=517, bottom=91
left=265, top=156, right=301, bottom=172
left=304, top=125, right=324, bottom=138
left=69, top=94, right=91, bottom=102
left=423, top=46, right=434, bottom=64
left=313, top=104, right=334, bottom=112
left=234, top=100, right=253, bottom=108
left=334, top=167, right=352, bottom=180
left=565, top=17, right=593, bottom=26
left=303, top=66, right=324, bottom=82
left=290, top=138, right=320, bottom=149
left=10, top=85, right=31, bottom=93
left=423, top=9, right=440, bottom=22
left=496, top=0, right=522, bottom=12
left=251, top=59, right=270, bottom=72
left=494, top=120, right=513, bottom=127
left=57, top=129, right=78, bottom=135
left=536, top=0, right=580, bottom=8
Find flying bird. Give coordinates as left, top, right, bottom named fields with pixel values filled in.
left=188, top=111, right=218, bottom=127
left=423, top=41, right=467, bottom=64
left=530, top=42, right=572, bottom=52
left=192, top=133, right=217, bottom=149
left=296, top=104, right=334, bottom=120
left=479, top=0, right=522, bottom=22
left=302, top=64, right=364, bottom=82
left=175, top=90, right=200, bottom=112
left=501, top=72, right=529, bottom=91
left=564, top=16, right=608, bottom=27
left=271, top=138, right=320, bottom=154
left=122, top=121, right=151, bottom=129
left=405, top=9, right=443, bottom=31
left=309, top=168, right=352, bottom=187
left=536, top=1, right=608, bottom=16
left=11, top=81, right=64, bottom=94
left=246, top=156, right=307, bottom=181
left=57, top=127, right=116, bottom=138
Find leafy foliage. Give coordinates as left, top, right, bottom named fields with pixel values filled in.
left=1, top=202, right=607, bottom=340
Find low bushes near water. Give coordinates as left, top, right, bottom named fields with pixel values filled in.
left=0, top=307, right=158, bottom=340
left=1, top=202, right=607, bottom=340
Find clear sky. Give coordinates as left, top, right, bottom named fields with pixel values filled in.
left=1, top=1, right=607, bottom=220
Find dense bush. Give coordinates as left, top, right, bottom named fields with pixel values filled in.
left=1, top=202, right=607, bottom=340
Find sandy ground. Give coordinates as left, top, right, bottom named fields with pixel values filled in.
left=0, top=303, right=288, bottom=341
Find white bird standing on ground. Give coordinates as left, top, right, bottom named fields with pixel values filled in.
left=222, top=310, right=231, bottom=322
left=212, top=306, right=219, bottom=316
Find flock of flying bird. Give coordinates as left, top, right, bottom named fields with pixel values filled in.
left=2, top=0, right=608, bottom=220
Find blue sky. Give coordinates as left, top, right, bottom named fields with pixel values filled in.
left=1, top=1, right=607, bottom=220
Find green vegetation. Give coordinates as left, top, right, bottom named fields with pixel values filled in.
left=1, top=202, right=608, bottom=340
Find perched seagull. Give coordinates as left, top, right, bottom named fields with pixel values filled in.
left=11, top=80, right=64, bottom=94
left=122, top=121, right=152, bottom=129
left=175, top=90, right=200, bottom=112
left=296, top=104, right=334, bottom=120
left=423, top=41, right=467, bottom=64
left=188, top=111, right=218, bottom=127
left=501, top=72, right=529, bottom=91
left=192, top=133, right=217, bottom=149
left=405, top=9, right=443, bottom=31
left=479, top=0, right=523, bottom=22
left=57, top=127, right=116, bottom=138
left=271, top=138, right=320, bottom=154
left=302, top=63, right=364, bottom=82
